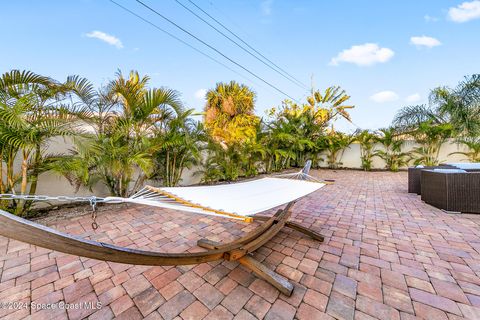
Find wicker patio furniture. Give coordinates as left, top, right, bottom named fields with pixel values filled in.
left=420, top=169, right=480, bottom=213
left=408, top=165, right=454, bottom=194
left=408, top=163, right=480, bottom=194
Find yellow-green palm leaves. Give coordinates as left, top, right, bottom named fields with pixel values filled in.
left=204, top=81, right=259, bottom=145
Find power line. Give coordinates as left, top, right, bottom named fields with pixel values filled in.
left=174, top=0, right=307, bottom=90
left=134, top=0, right=298, bottom=102
left=186, top=0, right=308, bottom=89
left=109, top=0, right=264, bottom=90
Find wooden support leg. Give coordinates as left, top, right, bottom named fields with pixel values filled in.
left=253, top=215, right=324, bottom=242
left=197, top=240, right=294, bottom=296
left=238, top=255, right=293, bottom=296
left=283, top=221, right=324, bottom=242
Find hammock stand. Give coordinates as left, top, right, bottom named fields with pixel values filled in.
left=0, top=162, right=326, bottom=296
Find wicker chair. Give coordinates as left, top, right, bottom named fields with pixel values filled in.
left=408, top=165, right=454, bottom=194
left=421, top=169, right=480, bottom=213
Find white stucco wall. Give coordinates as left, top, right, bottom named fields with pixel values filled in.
left=318, top=139, right=470, bottom=170
left=2, top=139, right=473, bottom=199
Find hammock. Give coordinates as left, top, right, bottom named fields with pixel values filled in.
left=0, top=162, right=327, bottom=296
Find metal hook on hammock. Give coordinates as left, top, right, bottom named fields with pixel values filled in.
left=89, top=197, right=99, bottom=230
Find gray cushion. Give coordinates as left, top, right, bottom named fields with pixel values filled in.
left=450, top=163, right=480, bottom=170
left=432, top=168, right=467, bottom=173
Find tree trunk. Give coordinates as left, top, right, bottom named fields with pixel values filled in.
left=170, top=153, right=177, bottom=187
left=7, top=151, right=15, bottom=192
left=25, top=144, right=42, bottom=211
left=20, top=150, right=29, bottom=194
left=28, top=144, right=41, bottom=195
left=165, top=151, right=170, bottom=187
left=174, top=153, right=186, bottom=186
left=0, top=151, right=4, bottom=194
left=15, top=150, right=30, bottom=215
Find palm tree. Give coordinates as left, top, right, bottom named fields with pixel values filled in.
left=393, top=75, right=480, bottom=137
left=409, top=122, right=453, bottom=166
left=0, top=70, right=85, bottom=215
left=200, top=142, right=244, bottom=182
left=264, top=87, right=354, bottom=170
left=265, top=112, right=314, bottom=170
left=59, top=71, right=188, bottom=196
left=241, top=121, right=266, bottom=177
left=202, top=81, right=260, bottom=180
left=306, top=86, right=354, bottom=124
left=320, top=130, right=354, bottom=169
left=204, top=81, right=259, bottom=145
left=151, top=110, right=205, bottom=187
left=374, top=127, right=409, bottom=172
left=355, top=129, right=377, bottom=171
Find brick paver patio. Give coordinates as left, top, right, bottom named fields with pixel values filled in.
left=1, top=170, right=480, bottom=319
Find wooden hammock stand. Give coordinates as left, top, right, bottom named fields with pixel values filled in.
left=0, top=200, right=323, bottom=296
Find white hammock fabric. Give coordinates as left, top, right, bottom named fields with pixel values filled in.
left=105, top=177, right=324, bottom=220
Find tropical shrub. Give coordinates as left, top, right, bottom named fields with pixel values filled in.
left=0, top=70, right=85, bottom=215
left=201, top=81, right=261, bottom=181
left=264, top=86, right=354, bottom=171
left=355, top=129, right=377, bottom=171
left=152, top=111, right=205, bottom=187
left=55, top=71, right=201, bottom=196
left=409, top=122, right=453, bottom=166
left=374, top=128, right=409, bottom=172
left=320, top=131, right=354, bottom=169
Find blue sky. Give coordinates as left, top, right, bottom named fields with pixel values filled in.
left=1, top=0, right=480, bottom=131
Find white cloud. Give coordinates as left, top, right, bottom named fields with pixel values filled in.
left=410, top=36, right=442, bottom=48
left=261, top=0, right=273, bottom=15
left=194, top=88, right=207, bottom=100
left=424, top=15, right=439, bottom=22
left=85, top=31, right=123, bottom=49
left=448, top=1, right=480, bottom=22
left=329, top=43, right=394, bottom=67
left=405, top=93, right=421, bottom=103
left=370, top=91, right=399, bottom=103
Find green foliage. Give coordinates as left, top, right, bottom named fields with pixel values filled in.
left=204, top=81, right=259, bottom=145
left=2, top=71, right=358, bottom=212
left=355, top=129, right=377, bottom=171
left=0, top=70, right=84, bottom=215
left=392, top=74, right=479, bottom=169
left=319, top=131, right=354, bottom=169
left=152, top=111, right=205, bottom=187
left=393, top=74, right=480, bottom=138
left=201, top=85, right=355, bottom=181
left=200, top=122, right=266, bottom=182
left=409, top=122, right=453, bottom=166
left=56, top=70, right=202, bottom=196
left=374, top=128, right=409, bottom=172
left=11, top=69, right=480, bottom=215
left=263, top=87, right=354, bottom=171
